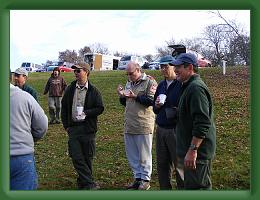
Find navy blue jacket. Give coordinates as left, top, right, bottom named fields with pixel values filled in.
left=153, top=79, right=182, bottom=129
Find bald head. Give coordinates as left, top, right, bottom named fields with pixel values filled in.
left=125, top=61, right=142, bottom=82
left=126, top=61, right=140, bottom=71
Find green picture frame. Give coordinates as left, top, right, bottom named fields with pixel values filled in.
left=1, top=0, right=257, bottom=200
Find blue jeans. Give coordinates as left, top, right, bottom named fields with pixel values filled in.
left=10, top=154, right=38, bottom=190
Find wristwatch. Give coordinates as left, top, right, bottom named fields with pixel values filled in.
left=189, top=144, right=198, bottom=151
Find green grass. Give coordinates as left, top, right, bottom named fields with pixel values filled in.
left=24, top=67, right=250, bottom=190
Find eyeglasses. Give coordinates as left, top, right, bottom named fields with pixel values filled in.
left=160, top=64, right=170, bottom=70
left=126, top=69, right=136, bottom=76
left=74, top=69, right=81, bottom=73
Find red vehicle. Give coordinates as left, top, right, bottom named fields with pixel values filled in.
left=47, top=61, right=74, bottom=72
left=197, top=57, right=212, bottom=67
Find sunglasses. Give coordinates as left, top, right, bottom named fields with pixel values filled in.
left=74, top=69, right=81, bottom=73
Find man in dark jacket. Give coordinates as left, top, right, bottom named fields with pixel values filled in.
left=153, top=55, right=183, bottom=190
left=14, top=67, right=38, bottom=101
left=44, top=67, right=67, bottom=124
left=61, top=62, right=104, bottom=190
left=171, top=53, right=216, bottom=190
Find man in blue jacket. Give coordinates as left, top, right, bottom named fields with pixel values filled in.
left=172, top=53, right=216, bottom=190
left=153, top=55, right=183, bottom=189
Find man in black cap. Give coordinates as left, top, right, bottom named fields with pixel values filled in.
left=61, top=62, right=104, bottom=190
left=171, top=53, right=216, bottom=190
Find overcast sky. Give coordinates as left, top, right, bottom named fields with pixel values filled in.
left=10, top=10, right=250, bottom=71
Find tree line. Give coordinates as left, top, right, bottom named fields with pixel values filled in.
left=46, top=11, right=249, bottom=67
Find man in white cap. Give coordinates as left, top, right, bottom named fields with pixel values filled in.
left=14, top=67, right=38, bottom=101
left=10, top=70, right=48, bottom=190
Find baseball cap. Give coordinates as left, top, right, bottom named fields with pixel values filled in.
left=170, top=53, right=198, bottom=66
left=15, top=68, right=28, bottom=76
left=159, top=55, right=175, bottom=65
left=71, top=62, right=90, bottom=71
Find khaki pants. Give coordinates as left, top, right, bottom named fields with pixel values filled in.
left=48, top=97, right=62, bottom=122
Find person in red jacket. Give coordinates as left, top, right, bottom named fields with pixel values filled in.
left=44, top=67, right=67, bottom=124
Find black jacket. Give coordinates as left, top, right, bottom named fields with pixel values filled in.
left=61, top=80, right=104, bottom=133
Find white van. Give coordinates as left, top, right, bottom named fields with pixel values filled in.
left=117, top=55, right=147, bottom=70
left=21, top=62, right=39, bottom=72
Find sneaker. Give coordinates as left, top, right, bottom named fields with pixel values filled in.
left=126, top=180, right=141, bottom=190
left=49, top=120, right=55, bottom=125
left=138, top=180, right=150, bottom=190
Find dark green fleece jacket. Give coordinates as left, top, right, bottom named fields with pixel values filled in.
left=176, top=74, right=216, bottom=160
left=61, top=80, right=104, bottom=133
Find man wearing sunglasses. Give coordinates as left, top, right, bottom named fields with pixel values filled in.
left=13, top=67, right=38, bottom=101
left=117, top=61, right=157, bottom=190
left=61, top=62, right=104, bottom=190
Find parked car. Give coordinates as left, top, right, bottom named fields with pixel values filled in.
left=148, top=61, right=160, bottom=70
left=197, top=57, right=212, bottom=67
left=118, top=55, right=147, bottom=70
left=21, top=62, right=39, bottom=72
left=35, top=67, right=47, bottom=72
left=47, top=62, right=73, bottom=72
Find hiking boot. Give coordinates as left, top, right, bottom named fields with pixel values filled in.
left=126, top=180, right=141, bottom=190
left=89, top=183, right=101, bottom=190
left=138, top=180, right=150, bottom=190
left=78, top=182, right=100, bottom=190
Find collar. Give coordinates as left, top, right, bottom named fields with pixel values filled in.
left=130, top=72, right=148, bottom=85
left=76, top=81, right=88, bottom=89
left=182, top=74, right=200, bottom=86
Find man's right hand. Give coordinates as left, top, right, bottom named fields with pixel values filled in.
left=117, top=84, right=124, bottom=96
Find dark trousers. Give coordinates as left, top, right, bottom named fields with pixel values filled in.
left=156, top=126, right=184, bottom=189
left=177, top=158, right=212, bottom=190
left=67, top=125, right=96, bottom=189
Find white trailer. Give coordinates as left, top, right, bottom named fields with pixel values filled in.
left=84, top=53, right=121, bottom=71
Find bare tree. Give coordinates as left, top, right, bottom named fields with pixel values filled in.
left=59, top=49, right=79, bottom=64
left=113, top=51, right=128, bottom=57
left=78, top=46, right=92, bottom=61
left=143, top=54, right=153, bottom=62
left=209, top=11, right=240, bottom=36
left=206, top=10, right=250, bottom=66
left=90, top=43, right=109, bottom=54
left=156, top=38, right=176, bottom=57
left=202, top=24, right=232, bottom=65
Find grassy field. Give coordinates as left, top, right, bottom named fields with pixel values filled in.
left=24, top=66, right=250, bottom=190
